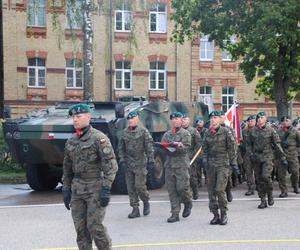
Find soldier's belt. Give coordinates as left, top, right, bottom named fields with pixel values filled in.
left=74, top=172, right=101, bottom=179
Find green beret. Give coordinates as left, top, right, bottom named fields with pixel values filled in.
left=196, top=117, right=203, bottom=124
left=68, top=103, right=90, bottom=116
left=280, top=115, right=290, bottom=122
left=247, top=115, right=256, bottom=121
left=127, top=111, right=139, bottom=120
left=209, top=111, right=220, bottom=118
left=170, top=112, right=183, bottom=120
left=182, top=113, right=189, bottom=118
left=256, top=111, right=266, bottom=120
left=218, top=110, right=225, bottom=116
left=292, top=119, right=299, bottom=127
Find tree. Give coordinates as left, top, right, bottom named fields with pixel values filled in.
left=171, top=0, right=300, bottom=118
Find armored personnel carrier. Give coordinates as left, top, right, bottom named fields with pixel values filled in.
left=3, top=100, right=208, bottom=193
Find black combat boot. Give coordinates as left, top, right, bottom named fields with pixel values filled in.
left=267, top=193, right=274, bottom=206
left=182, top=201, right=193, bottom=218
left=167, top=214, right=179, bottom=223
left=210, top=211, right=220, bottom=225
left=279, top=192, right=288, bottom=198
left=220, top=211, right=228, bottom=225
left=258, top=199, right=267, bottom=209
left=128, top=207, right=140, bottom=219
left=293, top=187, right=299, bottom=194
left=192, top=189, right=199, bottom=200
left=143, top=201, right=150, bottom=216
left=245, top=189, right=254, bottom=196
left=226, top=190, right=233, bottom=202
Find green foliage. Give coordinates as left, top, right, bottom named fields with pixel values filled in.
left=0, top=122, right=25, bottom=173
left=171, top=0, right=300, bottom=117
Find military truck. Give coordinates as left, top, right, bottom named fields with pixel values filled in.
left=3, top=100, right=208, bottom=194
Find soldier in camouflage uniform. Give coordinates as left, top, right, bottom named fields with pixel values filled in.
left=118, top=111, right=154, bottom=218
left=247, top=112, right=287, bottom=209
left=195, top=118, right=208, bottom=187
left=277, top=116, right=300, bottom=197
left=182, top=114, right=201, bottom=200
left=293, top=119, right=300, bottom=188
left=161, top=112, right=192, bottom=223
left=202, top=111, right=236, bottom=225
left=242, top=115, right=256, bottom=195
left=62, top=103, right=118, bottom=250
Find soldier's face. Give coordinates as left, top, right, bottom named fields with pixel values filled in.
left=210, top=116, right=220, bottom=128
left=283, top=119, right=292, bottom=127
left=171, top=117, right=182, bottom=128
left=257, top=115, right=267, bottom=126
left=248, top=119, right=256, bottom=128
left=128, top=116, right=139, bottom=127
left=182, top=117, right=190, bottom=128
left=72, top=113, right=91, bottom=129
left=219, top=115, right=225, bottom=124
left=197, top=121, right=204, bottom=129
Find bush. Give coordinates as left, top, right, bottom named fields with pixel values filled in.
left=0, top=120, right=25, bottom=173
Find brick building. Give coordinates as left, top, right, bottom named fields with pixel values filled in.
left=2, top=0, right=300, bottom=119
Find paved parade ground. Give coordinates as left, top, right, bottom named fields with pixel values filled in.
left=1, top=183, right=300, bottom=250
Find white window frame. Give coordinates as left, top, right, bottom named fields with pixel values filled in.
left=27, top=58, right=46, bottom=88
left=115, top=61, right=132, bottom=90
left=66, top=0, right=83, bottom=29
left=198, top=86, right=213, bottom=102
left=222, top=35, right=236, bottom=61
left=221, top=86, right=235, bottom=112
left=65, top=59, right=83, bottom=89
left=27, top=0, right=46, bottom=27
left=199, top=35, right=214, bottom=61
left=115, top=3, right=132, bottom=32
left=149, top=3, right=167, bottom=33
left=149, top=61, right=166, bottom=90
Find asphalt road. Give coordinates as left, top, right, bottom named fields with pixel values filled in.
left=1, top=183, right=300, bottom=250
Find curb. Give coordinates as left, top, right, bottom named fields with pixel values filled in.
left=0, top=175, right=27, bottom=184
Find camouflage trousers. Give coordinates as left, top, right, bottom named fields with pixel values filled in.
left=189, top=163, right=199, bottom=195
left=253, top=159, right=273, bottom=199
left=71, top=193, right=111, bottom=250
left=243, top=153, right=255, bottom=191
left=207, top=166, right=230, bottom=213
left=165, top=167, right=191, bottom=215
left=278, top=156, right=300, bottom=192
left=125, top=168, right=150, bottom=207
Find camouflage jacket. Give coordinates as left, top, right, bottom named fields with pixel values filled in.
left=202, top=126, right=236, bottom=167
left=62, top=126, right=118, bottom=191
left=185, top=126, right=201, bottom=159
left=118, top=125, right=154, bottom=169
left=247, top=125, right=286, bottom=161
left=161, top=127, right=191, bottom=168
left=277, top=126, right=300, bottom=158
left=241, top=127, right=253, bottom=155
left=198, top=127, right=208, bottom=140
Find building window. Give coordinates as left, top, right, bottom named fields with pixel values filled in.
left=149, top=3, right=166, bottom=33
left=115, top=2, right=132, bottom=31
left=222, top=35, right=236, bottom=61
left=27, top=0, right=46, bottom=27
left=199, top=86, right=212, bottom=102
left=66, top=59, right=83, bottom=88
left=222, top=86, right=235, bottom=112
left=115, top=61, right=132, bottom=90
left=199, top=35, right=214, bottom=61
left=149, top=61, right=166, bottom=90
left=28, top=58, right=46, bottom=87
left=66, top=0, right=83, bottom=29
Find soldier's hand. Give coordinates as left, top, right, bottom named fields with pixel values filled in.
left=99, top=186, right=111, bottom=207
left=62, top=189, right=71, bottom=210
left=170, top=141, right=183, bottom=147
left=281, top=159, right=289, bottom=172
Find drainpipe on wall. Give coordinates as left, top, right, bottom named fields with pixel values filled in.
left=109, top=0, right=113, bottom=101
left=174, top=42, right=178, bottom=101
left=0, top=0, right=4, bottom=118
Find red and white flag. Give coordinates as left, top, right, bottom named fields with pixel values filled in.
left=225, top=101, right=242, bottom=144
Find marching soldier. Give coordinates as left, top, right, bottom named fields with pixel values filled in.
left=202, top=111, right=236, bottom=225
left=277, top=116, right=300, bottom=197
left=242, top=115, right=256, bottom=195
left=62, top=103, right=118, bottom=250
left=182, top=114, right=201, bottom=199
left=293, top=119, right=300, bottom=188
left=247, top=112, right=288, bottom=209
left=161, top=112, right=192, bottom=223
left=118, top=111, right=155, bottom=218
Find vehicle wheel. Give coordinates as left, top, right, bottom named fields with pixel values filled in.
left=147, top=148, right=166, bottom=190
left=26, top=164, right=59, bottom=191
left=112, top=163, right=128, bottom=194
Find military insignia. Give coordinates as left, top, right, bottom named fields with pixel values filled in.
left=100, top=138, right=106, bottom=144
left=103, top=146, right=111, bottom=154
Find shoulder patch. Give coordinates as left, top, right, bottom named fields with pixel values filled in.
left=100, top=138, right=106, bottom=144
left=102, top=146, right=111, bottom=155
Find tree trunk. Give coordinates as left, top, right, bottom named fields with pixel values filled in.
left=82, top=0, right=93, bottom=101
left=273, top=74, right=290, bottom=119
